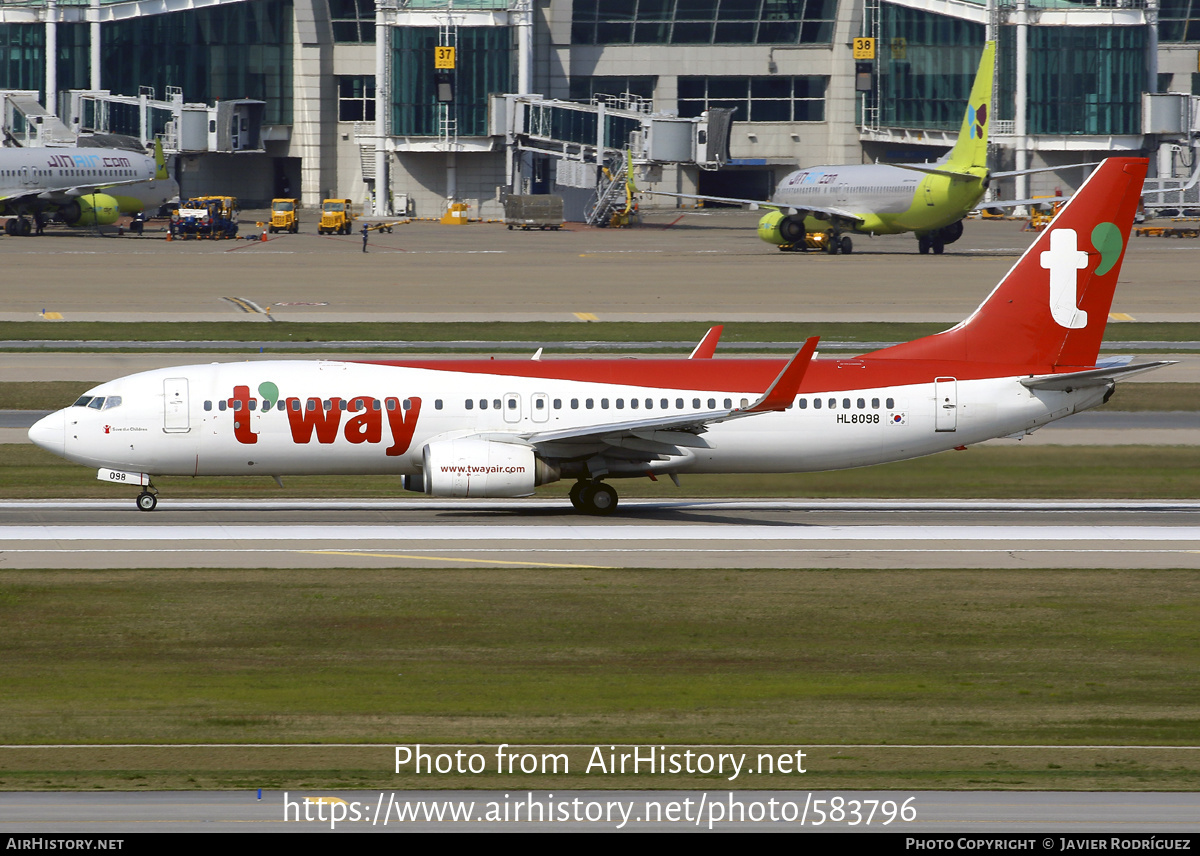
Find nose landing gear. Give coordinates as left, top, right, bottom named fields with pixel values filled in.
left=136, top=487, right=159, bottom=512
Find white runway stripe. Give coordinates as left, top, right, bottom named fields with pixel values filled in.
left=2, top=524, right=1198, bottom=541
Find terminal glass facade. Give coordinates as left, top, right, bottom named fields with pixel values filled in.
left=1159, top=0, right=1200, bottom=42
left=104, top=0, right=293, bottom=126
left=875, top=5, right=984, bottom=130
left=677, top=75, right=827, bottom=121
left=390, top=27, right=512, bottom=136
left=571, top=0, right=838, bottom=45
left=998, top=25, right=1145, bottom=135
left=329, top=0, right=376, bottom=43
left=0, top=22, right=90, bottom=104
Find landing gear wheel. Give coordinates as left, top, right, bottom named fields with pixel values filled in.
left=824, top=230, right=839, bottom=255
left=3, top=219, right=16, bottom=236
left=932, top=237, right=945, bottom=255
left=918, top=236, right=931, bottom=255
left=18, top=218, right=31, bottom=236
left=840, top=236, right=853, bottom=255
left=136, top=491, right=158, bottom=512
left=569, top=481, right=588, bottom=511
left=581, top=482, right=618, bottom=516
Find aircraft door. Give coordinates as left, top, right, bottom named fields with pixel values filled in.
left=531, top=393, right=549, bottom=423
left=503, top=393, right=521, bottom=423
left=934, top=377, right=957, bottom=432
left=164, top=378, right=191, bottom=433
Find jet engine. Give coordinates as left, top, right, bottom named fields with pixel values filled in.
left=57, top=193, right=121, bottom=227
left=406, top=438, right=561, bottom=497
left=756, top=210, right=808, bottom=246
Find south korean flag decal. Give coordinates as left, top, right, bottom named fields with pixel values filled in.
left=890, top=412, right=907, bottom=426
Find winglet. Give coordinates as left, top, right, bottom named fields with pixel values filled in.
left=744, top=336, right=819, bottom=413
left=689, top=325, right=724, bottom=359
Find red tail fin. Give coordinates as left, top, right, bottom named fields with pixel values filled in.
left=869, top=157, right=1147, bottom=370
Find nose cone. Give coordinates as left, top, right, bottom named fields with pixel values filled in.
left=28, top=410, right=66, bottom=457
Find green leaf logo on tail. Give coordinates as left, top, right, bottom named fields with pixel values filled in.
left=1091, top=222, right=1123, bottom=275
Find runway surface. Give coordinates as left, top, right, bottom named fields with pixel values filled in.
left=4, top=498, right=1197, bottom=569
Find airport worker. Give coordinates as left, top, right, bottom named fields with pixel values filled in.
left=362, top=223, right=369, bottom=253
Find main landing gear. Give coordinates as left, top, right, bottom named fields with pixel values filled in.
left=568, top=480, right=619, bottom=516
left=136, top=486, right=159, bottom=512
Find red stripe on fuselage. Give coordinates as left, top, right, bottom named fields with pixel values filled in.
left=354, top=358, right=1085, bottom=393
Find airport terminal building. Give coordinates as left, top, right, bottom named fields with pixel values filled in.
left=0, top=0, right=1195, bottom=216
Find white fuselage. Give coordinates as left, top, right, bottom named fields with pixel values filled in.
left=29, top=360, right=1105, bottom=482
left=772, top=164, right=921, bottom=218
left=0, top=147, right=157, bottom=207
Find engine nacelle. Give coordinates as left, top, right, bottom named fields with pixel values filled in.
left=756, top=210, right=808, bottom=246
left=59, top=193, right=121, bottom=227
left=416, top=438, right=560, bottom=498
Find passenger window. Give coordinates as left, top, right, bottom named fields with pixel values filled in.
left=799, top=398, right=807, bottom=409
left=843, top=398, right=851, bottom=409
left=204, top=401, right=212, bottom=411
left=693, top=398, right=701, bottom=408
left=708, top=398, right=716, bottom=409
left=571, top=399, right=579, bottom=409
left=724, top=398, right=732, bottom=409
left=219, top=400, right=227, bottom=411
left=676, top=398, right=684, bottom=409
left=857, top=398, right=865, bottom=409
left=465, top=399, right=473, bottom=410
left=886, top=397, right=895, bottom=408
left=814, top=399, right=822, bottom=409
left=435, top=400, right=443, bottom=410
left=601, top=398, right=609, bottom=409
left=872, top=398, right=880, bottom=409
left=404, top=399, right=413, bottom=411
left=586, top=398, right=594, bottom=409
left=480, top=400, right=488, bottom=410
left=629, top=399, right=637, bottom=409
left=829, top=398, right=836, bottom=409
left=493, top=399, right=501, bottom=410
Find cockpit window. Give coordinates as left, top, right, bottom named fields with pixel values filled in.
left=73, top=396, right=94, bottom=408
left=101, top=396, right=122, bottom=410
left=87, top=397, right=105, bottom=410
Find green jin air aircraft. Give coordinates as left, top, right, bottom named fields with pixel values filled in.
left=659, top=42, right=1055, bottom=256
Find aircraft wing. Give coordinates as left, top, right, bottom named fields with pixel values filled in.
left=1019, top=361, right=1174, bottom=391
left=495, top=338, right=819, bottom=458
left=645, top=190, right=865, bottom=224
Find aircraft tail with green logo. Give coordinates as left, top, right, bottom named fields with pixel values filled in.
left=868, top=158, right=1149, bottom=370
left=944, top=41, right=995, bottom=173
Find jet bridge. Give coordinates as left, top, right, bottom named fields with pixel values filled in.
left=491, top=93, right=732, bottom=225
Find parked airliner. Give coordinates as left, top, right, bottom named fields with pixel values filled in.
left=28, top=158, right=1165, bottom=515
left=0, top=140, right=166, bottom=235
left=655, top=42, right=1073, bottom=255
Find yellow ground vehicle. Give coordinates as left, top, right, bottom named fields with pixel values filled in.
left=269, top=198, right=300, bottom=233
left=318, top=198, right=355, bottom=235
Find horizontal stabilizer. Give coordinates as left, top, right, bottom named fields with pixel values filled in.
left=894, top=163, right=980, bottom=182
left=1020, top=361, right=1174, bottom=391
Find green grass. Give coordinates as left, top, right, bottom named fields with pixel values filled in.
left=1, top=444, right=1196, bottom=500
left=0, top=568, right=1197, bottom=790
left=3, top=381, right=1196, bottom=413
left=3, top=320, right=1198, bottom=348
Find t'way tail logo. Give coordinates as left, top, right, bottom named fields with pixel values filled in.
left=229, top=386, right=421, bottom=456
